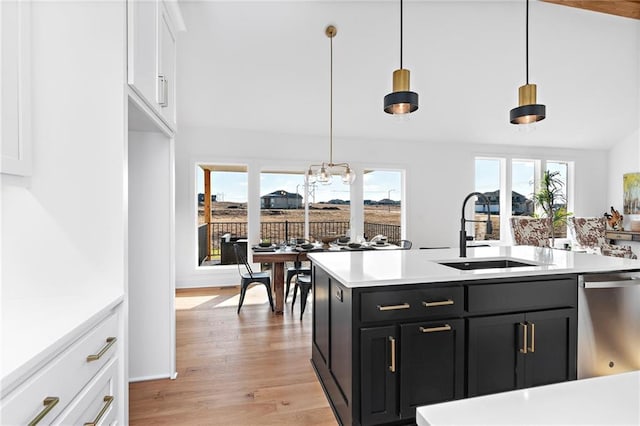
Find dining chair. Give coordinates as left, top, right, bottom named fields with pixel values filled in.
left=285, top=259, right=311, bottom=301
left=233, top=243, right=274, bottom=314
left=510, top=217, right=551, bottom=247
left=570, top=217, right=636, bottom=259
left=291, top=274, right=312, bottom=320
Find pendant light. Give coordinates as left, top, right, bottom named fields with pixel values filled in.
left=510, top=0, right=546, bottom=125
left=384, top=0, right=418, bottom=115
left=307, top=26, right=355, bottom=186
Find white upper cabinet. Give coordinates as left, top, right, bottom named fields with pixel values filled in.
left=158, top=2, right=176, bottom=128
left=127, top=0, right=182, bottom=131
left=1, top=1, right=31, bottom=176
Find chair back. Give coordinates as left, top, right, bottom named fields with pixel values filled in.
left=570, top=217, right=607, bottom=248
left=233, top=243, right=254, bottom=278
left=510, top=217, right=551, bottom=247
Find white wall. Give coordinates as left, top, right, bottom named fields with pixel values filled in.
left=174, top=127, right=608, bottom=287
left=1, top=1, right=126, bottom=298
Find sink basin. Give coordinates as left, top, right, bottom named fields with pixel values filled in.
left=438, top=259, right=537, bottom=270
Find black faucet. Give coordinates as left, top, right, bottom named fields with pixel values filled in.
left=460, top=192, right=493, bottom=258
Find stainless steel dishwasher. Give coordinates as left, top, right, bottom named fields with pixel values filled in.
left=578, top=272, right=640, bottom=379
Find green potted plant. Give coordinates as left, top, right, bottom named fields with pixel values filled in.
left=533, top=170, right=572, bottom=247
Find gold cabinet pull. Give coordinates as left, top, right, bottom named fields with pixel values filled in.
left=389, top=336, right=396, bottom=373
left=419, top=324, right=452, bottom=333
left=528, top=322, right=535, bottom=353
left=84, top=395, right=114, bottom=426
left=377, top=303, right=410, bottom=311
left=28, top=397, right=59, bottom=426
left=87, top=337, right=117, bottom=362
left=422, top=299, right=454, bottom=307
left=519, top=323, right=528, bottom=354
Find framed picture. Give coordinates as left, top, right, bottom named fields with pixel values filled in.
left=623, top=173, right=640, bottom=214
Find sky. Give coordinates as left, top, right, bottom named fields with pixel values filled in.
left=197, top=167, right=402, bottom=203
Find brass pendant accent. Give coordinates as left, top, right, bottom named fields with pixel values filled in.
left=392, top=68, right=411, bottom=92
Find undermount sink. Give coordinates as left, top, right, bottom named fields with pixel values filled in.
left=438, top=259, right=537, bottom=270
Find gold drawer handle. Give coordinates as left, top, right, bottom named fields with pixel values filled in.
left=528, top=322, right=535, bottom=353
left=520, top=322, right=528, bottom=354
left=422, top=299, right=454, bottom=307
left=419, top=324, right=452, bottom=333
left=28, top=396, right=59, bottom=426
left=389, top=336, right=396, bottom=373
left=84, top=395, right=114, bottom=426
left=377, top=303, right=410, bottom=311
left=87, top=337, right=117, bottom=362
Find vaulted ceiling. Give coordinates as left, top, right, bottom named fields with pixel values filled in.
left=177, top=1, right=640, bottom=150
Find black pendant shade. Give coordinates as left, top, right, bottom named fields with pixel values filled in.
left=510, top=0, right=546, bottom=125
left=510, top=103, right=546, bottom=124
left=384, top=90, right=419, bottom=114
left=384, top=0, right=418, bottom=115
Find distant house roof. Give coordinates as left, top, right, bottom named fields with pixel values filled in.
left=261, top=190, right=302, bottom=199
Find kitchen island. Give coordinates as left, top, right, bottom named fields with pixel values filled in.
left=307, top=246, right=640, bottom=426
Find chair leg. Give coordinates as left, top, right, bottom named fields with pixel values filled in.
left=299, top=283, right=311, bottom=320
left=291, top=284, right=298, bottom=311
left=285, top=275, right=293, bottom=301
left=264, top=282, right=275, bottom=312
left=237, top=283, right=248, bottom=314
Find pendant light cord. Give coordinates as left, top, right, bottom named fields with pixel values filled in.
left=525, top=0, right=529, bottom=84
left=329, top=33, right=333, bottom=165
left=400, top=0, right=403, bottom=69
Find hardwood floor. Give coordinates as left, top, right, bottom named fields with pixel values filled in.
left=129, top=286, right=337, bottom=425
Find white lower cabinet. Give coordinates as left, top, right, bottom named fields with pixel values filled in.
left=0, top=306, right=122, bottom=425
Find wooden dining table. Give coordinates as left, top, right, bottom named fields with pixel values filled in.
left=251, top=244, right=400, bottom=314
left=251, top=248, right=312, bottom=314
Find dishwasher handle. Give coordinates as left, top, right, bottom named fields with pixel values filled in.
left=579, top=273, right=640, bottom=288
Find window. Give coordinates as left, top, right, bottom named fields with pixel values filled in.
left=512, top=160, right=535, bottom=216
left=363, top=170, right=403, bottom=243
left=474, top=159, right=501, bottom=240
left=196, top=164, right=248, bottom=267
left=307, top=179, right=351, bottom=243
left=475, top=157, right=573, bottom=243
left=546, top=161, right=569, bottom=238
left=259, top=171, right=306, bottom=244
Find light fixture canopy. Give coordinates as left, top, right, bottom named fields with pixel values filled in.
left=510, top=0, right=546, bottom=125
left=307, top=25, right=355, bottom=186
left=384, top=0, right=418, bottom=115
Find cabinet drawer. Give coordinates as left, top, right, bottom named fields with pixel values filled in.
left=0, top=311, right=119, bottom=425
left=466, top=278, right=577, bottom=314
left=361, top=286, right=463, bottom=323
left=52, top=358, right=118, bottom=425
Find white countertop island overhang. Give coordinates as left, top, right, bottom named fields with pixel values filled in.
left=307, top=246, right=640, bottom=288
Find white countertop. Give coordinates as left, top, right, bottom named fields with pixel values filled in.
left=0, top=287, right=124, bottom=396
left=307, top=246, right=640, bottom=288
left=416, top=371, right=640, bottom=425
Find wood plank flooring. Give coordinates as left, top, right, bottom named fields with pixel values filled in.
left=129, top=286, right=337, bottom=425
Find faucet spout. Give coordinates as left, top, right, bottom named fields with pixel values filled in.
left=460, top=192, right=492, bottom=258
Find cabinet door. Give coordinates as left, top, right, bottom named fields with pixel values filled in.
left=399, top=319, right=464, bottom=418
left=361, top=326, right=399, bottom=425
left=127, top=0, right=157, bottom=108
left=312, top=267, right=330, bottom=366
left=524, top=308, right=577, bottom=387
left=157, top=2, right=176, bottom=127
left=467, top=313, right=526, bottom=397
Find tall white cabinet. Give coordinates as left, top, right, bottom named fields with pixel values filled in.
left=127, top=0, right=184, bottom=382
